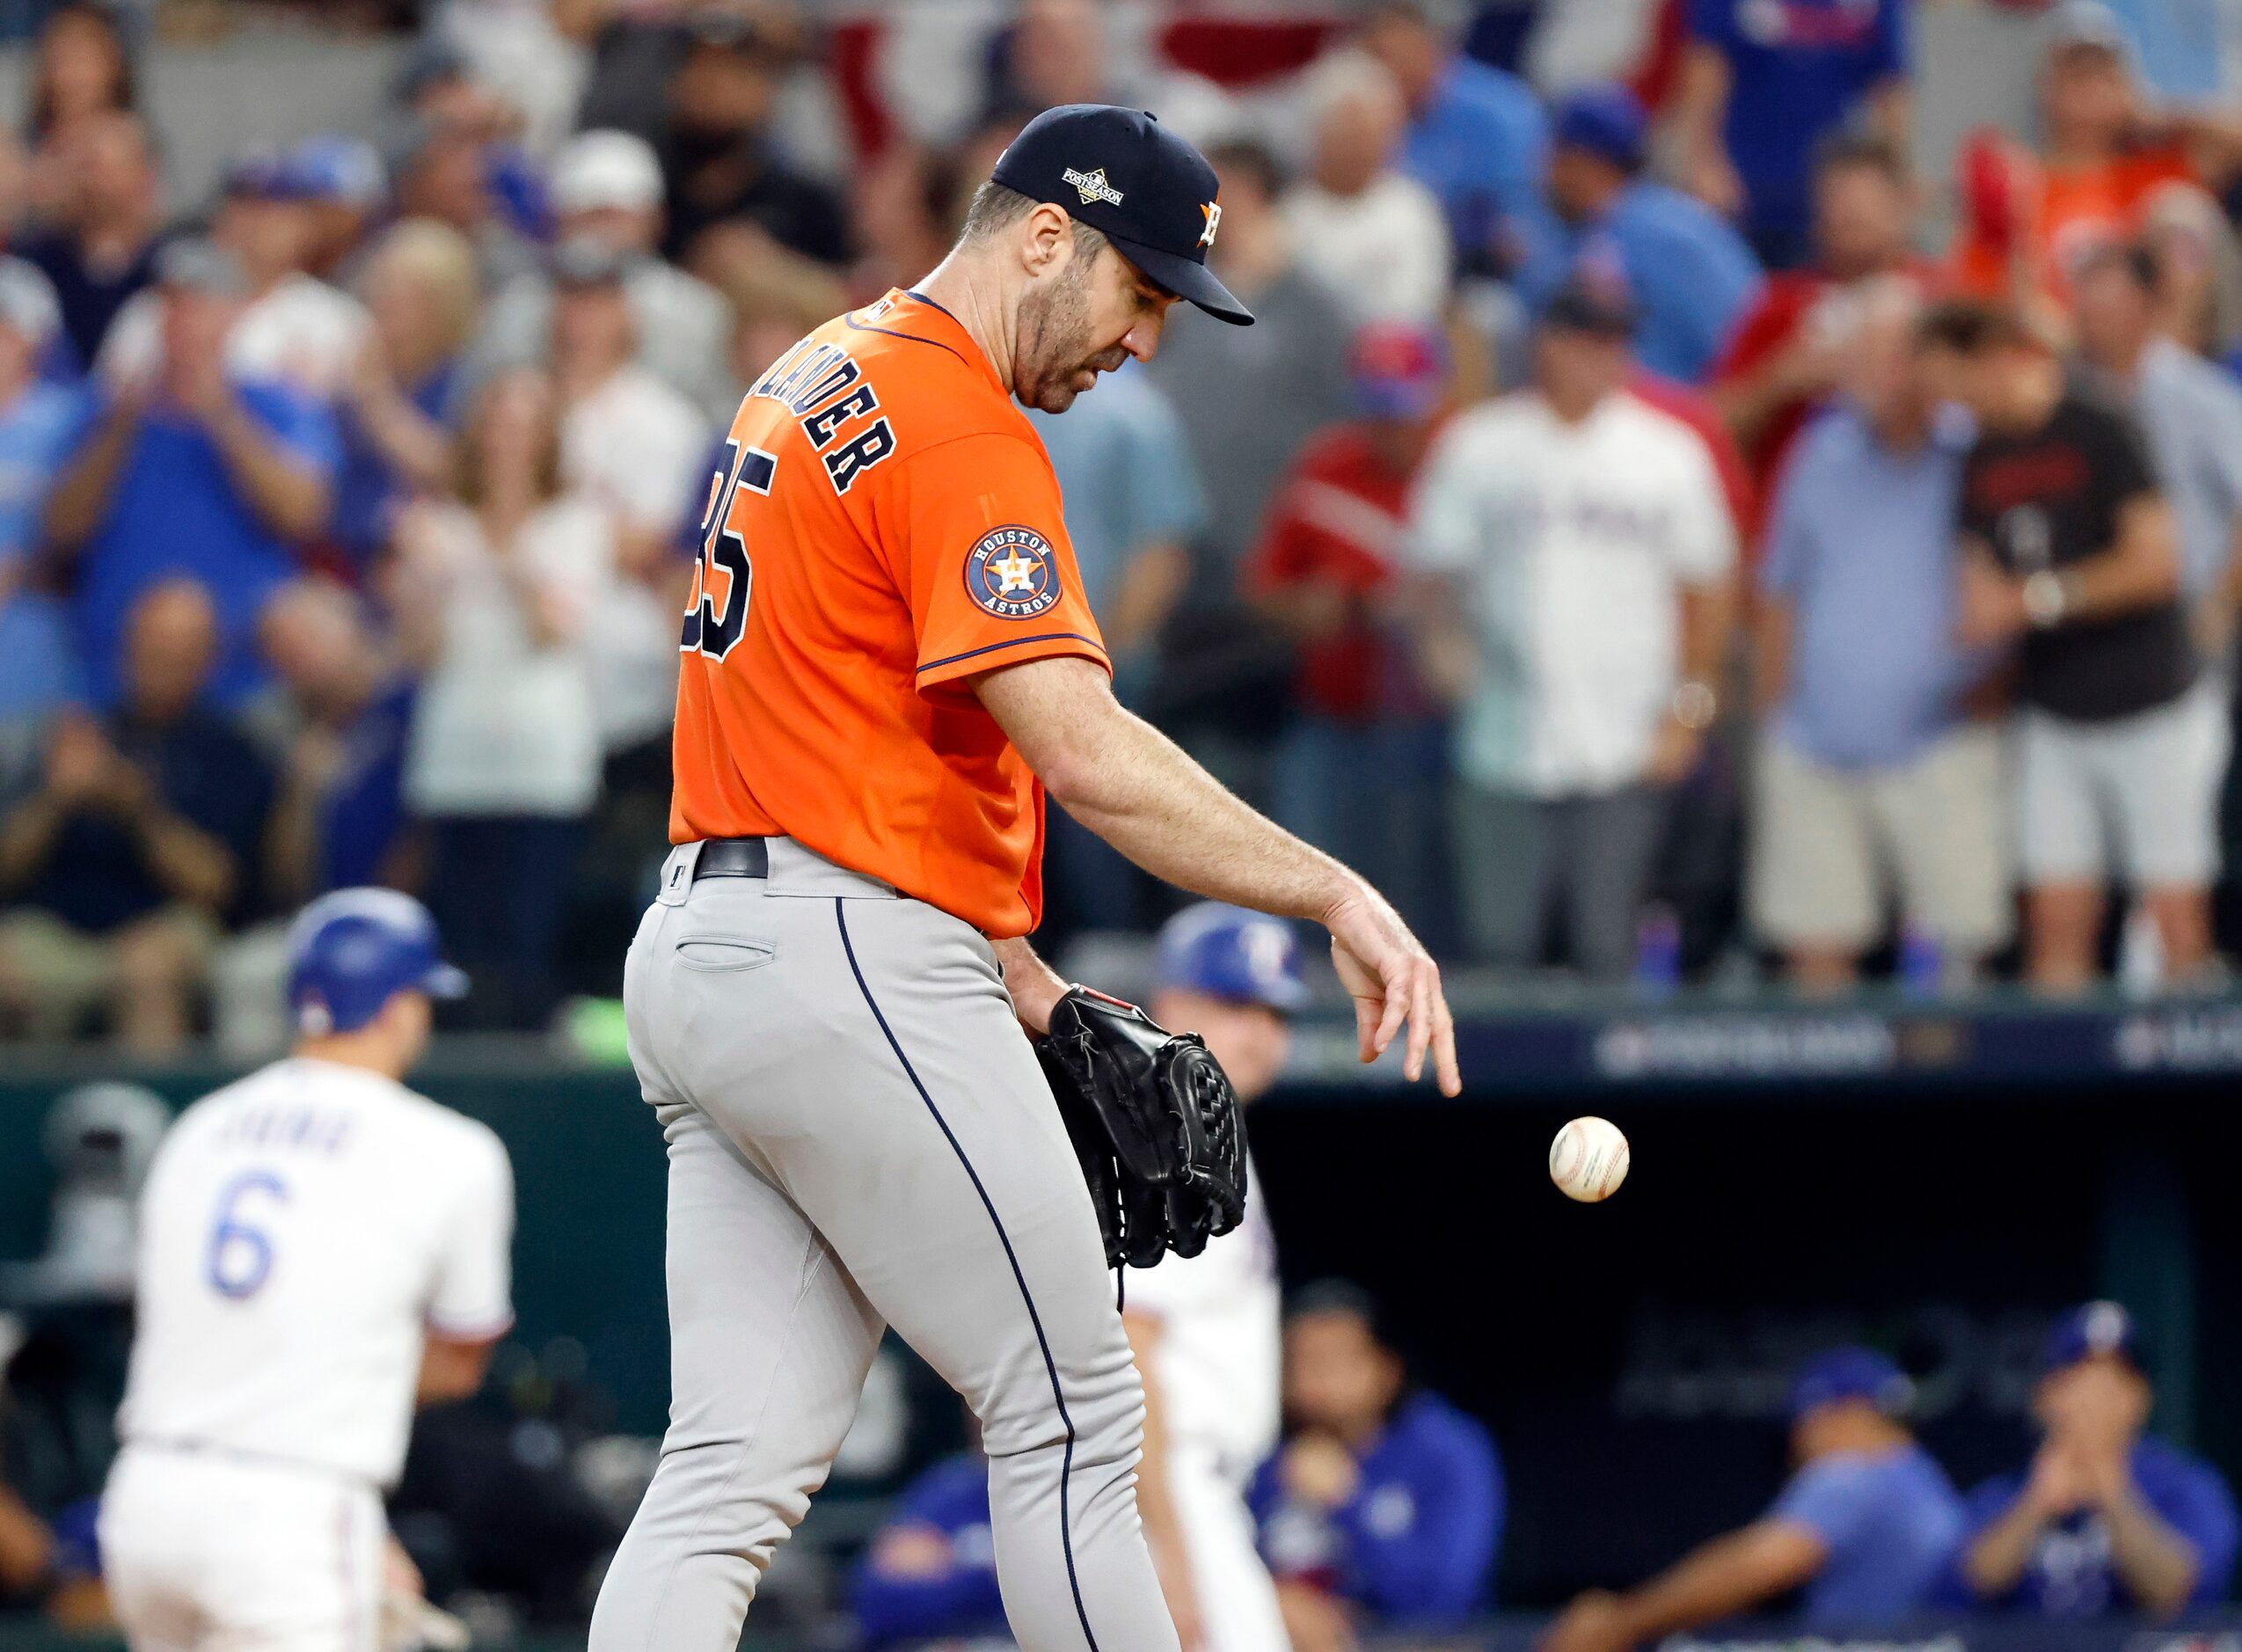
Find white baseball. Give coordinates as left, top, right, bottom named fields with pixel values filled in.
left=1549, top=1116, right=1630, bottom=1202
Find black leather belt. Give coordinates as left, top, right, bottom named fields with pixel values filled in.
left=694, top=837, right=770, bottom=881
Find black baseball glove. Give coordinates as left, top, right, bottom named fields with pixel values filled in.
left=1034, top=986, right=1248, bottom=1269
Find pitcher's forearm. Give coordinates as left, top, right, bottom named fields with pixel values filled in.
left=1058, top=708, right=1354, bottom=922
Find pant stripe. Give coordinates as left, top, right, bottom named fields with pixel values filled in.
left=833, top=898, right=1100, bottom=1652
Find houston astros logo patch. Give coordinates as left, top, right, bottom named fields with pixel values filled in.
left=967, top=525, right=1062, bottom=619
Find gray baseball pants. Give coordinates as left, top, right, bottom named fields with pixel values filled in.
left=588, top=837, right=1178, bottom=1652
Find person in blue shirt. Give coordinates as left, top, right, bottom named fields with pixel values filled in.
left=1945, top=1301, right=2239, bottom=1619
left=1249, top=1283, right=1503, bottom=1641
left=0, top=257, right=95, bottom=743
left=1358, top=0, right=1547, bottom=275
left=1027, top=361, right=1208, bottom=932
left=1543, top=1348, right=1964, bottom=1652
left=1514, top=85, right=1763, bottom=385
left=847, top=1450, right=1008, bottom=1647
left=1669, top=0, right=1912, bottom=268
left=41, top=238, right=336, bottom=711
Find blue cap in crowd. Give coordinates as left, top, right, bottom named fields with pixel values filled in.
left=2041, top=1300, right=2143, bottom=1376
left=292, top=134, right=387, bottom=208
left=1154, top=903, right=1308, bottom=1013
left=223, top=149, right=319, bottom=203
left=1552, top=84, right=1648, bottom=173
left=990, top=104, right=1253, bottom=325
left=1788, top=1347, right=1914, bottom=1423
left=1351, top=319, right=1449, bottom=420
left=288, top=888, right=468, bottom=1035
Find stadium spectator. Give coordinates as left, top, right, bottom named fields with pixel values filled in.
left=1952, top=4, right=2242, bottom=310
left=1667, top=0, right=1910, bottom=268
left=389, top=114, right=543, bottom=295
left=1921, top=297, right=2211, bottom=990
left=2071, top=242, right=2242, bottom=640
left=1355, top=0, right=1547, bottom=276
left=1251, top=1283, right=1504, bottom=1642
left=1948, top=1302, right=2240, bottom=1619
left=0, top=579, right=274, bottom=1051
left=547, top=239, right=708, bottom=783
left=290, top=133, right=388, bottom=284
left=472, top=128, right=738, bottom=426
left=1028, top=362, right=1206, bottom=932
left=1151, top=142, right=1354, bottom=590
left=14, top=109, right=164, bottom=372
left=395, top=368, right=606, bottom=1030
left=0, top=260, right=91, bottom=744
left=1406, top=272, right=1737, bottom=978
left=1252, top=319, right=1451, bottom=940
left=658, top=8, right=850, bottom=268
left=1545, top=1349, right=1962, bottom=1650
left=1749, top=281, right=2009, bottom=990
left=332, top=218, right=479, bottom=572
left=1515, top=85, right=1763, bottom=385
left=848, top=1433, right=1007, bottom=1645
left=23, top=0, right=135, bottom=147
left=257, top=580, right=416, bottom=904
left=1282, top=52, right=1451, bottom=327
left=44, top=238, right=338, bottom=710
left=1713, top=134, right=1926, bottom=507
left=101, top=153, right=371, bottom=404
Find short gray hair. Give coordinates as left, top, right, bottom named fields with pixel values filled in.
left=958, top=180, right=1110, bottom=263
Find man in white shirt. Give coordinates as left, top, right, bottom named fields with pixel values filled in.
left=101, top=155, right=371, bottom=403
left=1406, top=271, right=1737, bottom=977
left=99, top=888, right=515, bottom=1652
left=1282, top=51, right=1452, bottom=327
left=1124, top=903, right=1296, bottom=1652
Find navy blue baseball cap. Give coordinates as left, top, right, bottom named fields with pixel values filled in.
left=2041, top=1301, right=2143, bottom=1376
left=288, top=888, right=468, bottom=1035
left=1788, top=1347, right=1914, bottom=1423
left=990, top=104, right=1254, bottom=326
left=1155, top=903, right=1308, bottom=1013
left=1552, top=84, right=1649, bottom=173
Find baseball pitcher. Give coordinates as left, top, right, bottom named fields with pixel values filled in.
left=590, top=103, right=1457, bottom=1652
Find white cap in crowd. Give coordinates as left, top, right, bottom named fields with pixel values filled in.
left=551, top=129, right=665, bottom=216
left=0, top=258, right=61, bottom=351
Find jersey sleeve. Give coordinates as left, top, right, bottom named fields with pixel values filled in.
left=1767, top=1456, right=1872, bottom=1553
left=873, top=431, right=1111, bottom=694
left=426, top=1125, right=516, bottom=1341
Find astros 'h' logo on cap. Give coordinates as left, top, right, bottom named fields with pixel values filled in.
left=1199, top=200, right=1222, bottom=249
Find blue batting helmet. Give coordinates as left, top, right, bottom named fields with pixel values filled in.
left=1153, top=903, right=1308, bottom=1013
left=287, top=888, right=467, bottom=1035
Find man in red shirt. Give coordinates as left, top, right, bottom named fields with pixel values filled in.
left=1712, top=132, right=1925, bottom=520
left=1247, top=320, right=1450, bottom=940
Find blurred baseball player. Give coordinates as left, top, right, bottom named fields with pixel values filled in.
left=592, top=102, right=1457, bottom=1652
left=1124, top=904, right=1299, bottom=1652
left=100, top=889, right=515, bottom=1652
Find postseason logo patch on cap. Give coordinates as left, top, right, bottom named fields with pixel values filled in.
left=1063, top=166, right=1125, bottom=208
left=966, top=526, right=1063, bottom=619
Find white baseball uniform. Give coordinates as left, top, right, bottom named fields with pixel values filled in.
left=100, top=1056, right=515, bottom=1652
left=1124, top=1164, right=1289, bottom=1652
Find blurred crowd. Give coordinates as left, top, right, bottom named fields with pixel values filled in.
left=7, top=0, right=2242, bottom=1051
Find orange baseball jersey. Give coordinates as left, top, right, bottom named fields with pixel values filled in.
left=669, top=289, right=1110, bottom=938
